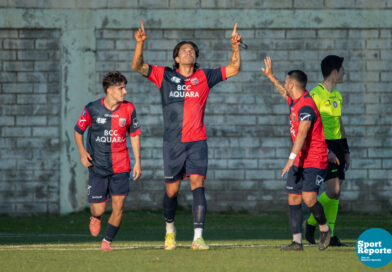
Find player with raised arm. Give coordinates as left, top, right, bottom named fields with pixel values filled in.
left=132, top=19, right=241, bottom=250
left=74, top=71, right=141, bottom=251
left=261, top=57, right=332, bottom=251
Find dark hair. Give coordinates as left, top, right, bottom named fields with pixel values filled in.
left=287, top=70, right=308, bottom=90
left=102, top=71, right=127, bottom=93
left=321, top=55, right=344, bottom=78
left=172, top=41, right=200, bottom=70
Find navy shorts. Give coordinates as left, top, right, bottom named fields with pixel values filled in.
left=163, top=140, right=208, bottom=183
left=326, top=139, right=346, bottom=180
left=286, top=166, right=328, bottom=194
left=87, top=171, right=130, bottom=203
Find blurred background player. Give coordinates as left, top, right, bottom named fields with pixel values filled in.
left=305, top=55, right=351, bottom=247
left=74, top=71, right=142, bottom=251
left=132, top=19, right=241, bottom=250
left=261, top=57, right=332, bottom=251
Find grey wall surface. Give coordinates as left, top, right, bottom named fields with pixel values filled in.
left=0, top=0, right=391, bottom=214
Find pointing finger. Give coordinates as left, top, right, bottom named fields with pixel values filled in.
left=141, top=19, right=145, bottom=31
left=232, top=22, right=238, bottom=35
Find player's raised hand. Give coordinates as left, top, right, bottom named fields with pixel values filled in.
left=134, top=19, right=147, bottom=42
left=231, top=23, right=242, bottom=46
left=261, top=57, right=273, bottom=78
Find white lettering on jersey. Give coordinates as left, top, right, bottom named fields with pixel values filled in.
left=169, top=91, right=200, bottom=98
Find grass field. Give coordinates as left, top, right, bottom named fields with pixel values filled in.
left=0, top=209, right=391, bottom=272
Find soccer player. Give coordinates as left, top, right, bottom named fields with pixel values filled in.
left=74, top=71, right=142, bottom=251
left=304, top=55, right=350, bottom=247
left=131, top=20, right=241, bottom=250
left=261, top=57, right=331, bottom=251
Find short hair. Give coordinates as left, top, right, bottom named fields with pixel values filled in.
left=172, top=41, right=200, bottom=70
left=102, top=71, right=127, bottom=93
left=321, top=55, right=344, bottom=78
left=287, top=70, right=308, bottom=90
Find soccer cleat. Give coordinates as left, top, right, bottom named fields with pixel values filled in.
left=280, top=241, right=304, bottom=251
left=89, top=216, right=101, bottom=237
left=164, top=233, right=176, bottom=250
left=319, top=228, right=331, bottom=250
left=304, top=221, right=316, bottom=245
left=192, top=237, right=209, bottom=250
left=330, top=235, right=346, bottom=247
left=101, top=239, right=113, bottom=251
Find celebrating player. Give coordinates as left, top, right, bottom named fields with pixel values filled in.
left=74, top=71, right=141, bottom=251
left=132, top=19, right=241, bottom=250
left=261, top=57, right=331, bottom=251
left=304, top=55, right=350, bottom=247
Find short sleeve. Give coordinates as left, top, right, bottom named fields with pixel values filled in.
left=74, top=107, right=92, bottom=134
left=203, top=67, right=226, bottom=89
left=298, top=106, right=316, bottom=124
left=128, top=108, right=141, bottom=137
left=146, top=65, right=166, bottom=89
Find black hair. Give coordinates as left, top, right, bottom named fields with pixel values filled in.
left=287, top=70, right=308, bottom=90
left=102, top=71, right=127, bottom=93
left=321, top=55, right=344, bottom=78
left=172, top=41, right=200, bottom=70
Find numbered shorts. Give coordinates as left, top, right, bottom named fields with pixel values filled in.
left=163, top=140, right=208, bottom=184
left=286, top=166, right=328, bottom=194
left=326, top=139, right=346, bottom=180
left=87, top=171, right=130, bottom=203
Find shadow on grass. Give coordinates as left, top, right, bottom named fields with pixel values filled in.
left=0, top=209, right=391, bottom=245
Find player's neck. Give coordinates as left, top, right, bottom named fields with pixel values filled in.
left=291, top=89, right=305, bottom=100
left=178, top=65, right=194, bottom=77
left=322, top=78, right=336, bottom=92
left=103, top=96, right=121, bottom=111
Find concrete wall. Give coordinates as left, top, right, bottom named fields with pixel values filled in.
left=0, top=1, right=391, bottom=214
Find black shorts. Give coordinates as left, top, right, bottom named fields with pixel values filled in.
left=286, top=166, right=328, bottom=194
left=163, top=140, right=208, bottom=183
left=326, top=139, right=346, bottom=180
left=87, top=171, right=130, bottom=203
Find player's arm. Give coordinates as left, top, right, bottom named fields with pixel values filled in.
left=261, top=57, right=288, bottom=100
left=74, top=130, right=93, bottom=168
left=132, top=19, right=149, bottom=76
left=281, top=120, right=312, bottom=177
left=340, top=117, right=351, bottom=170
left=130, top=134, right=142, bottom=181
left=225, top=23, right=241, bottom=78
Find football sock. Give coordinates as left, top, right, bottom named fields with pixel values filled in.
left=163, top=192, right=177, bottom=224
left=293, top=233, right=302, bottom=244
left=289, top=204, right=303, bottom=236
left=192, top=187, right=207, bottom=229
left=193, top=228, right=203, bottom=241
left=166, top=222, right=175, bottom=234
left=307, top=192, right=330, bottom=226
left=104, top=223, right=119, bottom=242
left=309, top=201, right=327, bottom=226
left=328, top=198, right=339, bottom=237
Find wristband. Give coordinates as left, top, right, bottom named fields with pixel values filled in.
left=289, top=153, right=297, bottom=160
left=342, top=138, right=350, bottom=153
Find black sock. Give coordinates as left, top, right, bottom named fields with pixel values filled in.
left=163, top=193, right=177, bottom=223
left=309, top=201, right=327, bottom=226
left=192, top=187, right=207, bottom=229
left=104, top=223, right=119, bottom=242
left=289, top=204, right=302, bottom=235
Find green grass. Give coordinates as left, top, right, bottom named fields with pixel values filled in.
left=0, top=210, right=391, bottom=272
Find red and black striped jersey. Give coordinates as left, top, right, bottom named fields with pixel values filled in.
left=74, top=98, right=141, bottom=176
left=146, top=65, right=226, bottom=143
left=287, top=91, right=328, bottom=169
